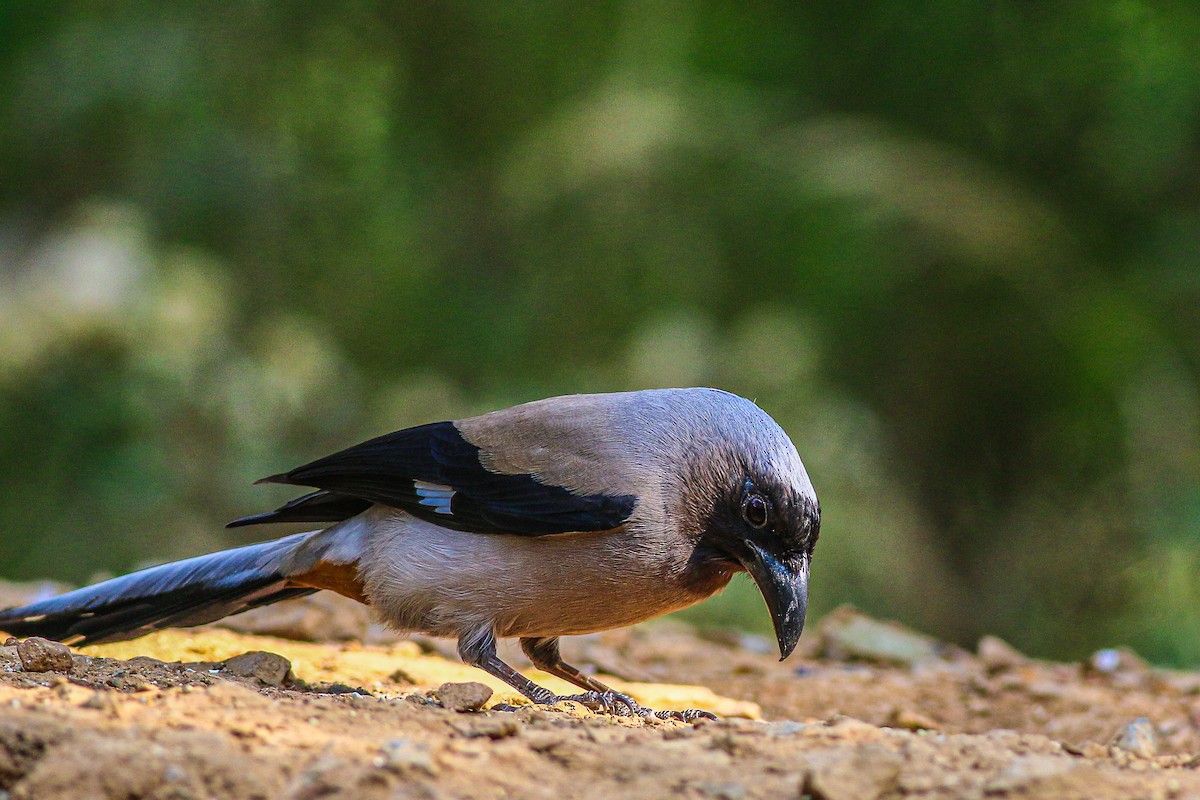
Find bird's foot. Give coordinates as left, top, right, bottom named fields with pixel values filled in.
left=552, top=691, right=717, bottom=722
left=555, top=690, right=644, bottom=717
left=652, top=708, right=718, bottom=722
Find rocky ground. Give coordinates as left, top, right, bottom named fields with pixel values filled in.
left=3, top=586, right=1200, bottom=799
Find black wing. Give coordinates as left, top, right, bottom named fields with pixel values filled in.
left=229, top=421, right=636, bottom=536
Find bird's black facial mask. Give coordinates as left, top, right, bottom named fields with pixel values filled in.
left=703, top=477, right=817, bottom=660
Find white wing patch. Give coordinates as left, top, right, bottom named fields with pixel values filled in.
left=413, top=480, right=455, bottom=515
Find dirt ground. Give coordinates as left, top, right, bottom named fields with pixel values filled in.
left=3, top=588, right=1200, bottom=800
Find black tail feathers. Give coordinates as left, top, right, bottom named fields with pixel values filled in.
left=0, top=532, right=316, bottom=646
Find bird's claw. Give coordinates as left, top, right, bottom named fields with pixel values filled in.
left=557, top=690, right=644, bottom=717
left=654, top=708, right=718, bottom=722
left=552, top=692, right=716, bottom=723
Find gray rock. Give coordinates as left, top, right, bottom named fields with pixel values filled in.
left=220, top=651, right=293, bottom=687
left=16, top=637, right=74, bottom=673
left=435, top=681, right=493, bottom=712
left=1110, top=717, right=1157, bottom=758
left=816, top=606, right=944, bottom=667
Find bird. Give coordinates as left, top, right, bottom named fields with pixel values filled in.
left=0, top=388, right=819, bottom=719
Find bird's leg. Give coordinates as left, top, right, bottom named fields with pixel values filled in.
left=519, top=636, right=642, bottom=716
left=457, top=628, right=558, bottom=705
left=520, top=635, right=617, bottom=693
left=520, top=636, right=716, bottom=722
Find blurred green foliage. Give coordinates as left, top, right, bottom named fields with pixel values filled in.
left=1, top=2, right=1198, bottom=664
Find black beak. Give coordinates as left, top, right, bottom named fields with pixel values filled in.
left=740, top=542, right=808, bottom=660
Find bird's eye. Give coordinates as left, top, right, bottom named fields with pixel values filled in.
left=742, top=492, right=769, bottom=528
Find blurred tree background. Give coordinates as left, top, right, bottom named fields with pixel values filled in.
left=1, top=1, right=1198, bottom=664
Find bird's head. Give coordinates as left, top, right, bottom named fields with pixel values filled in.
left=676, top=394, right=819, bottom=661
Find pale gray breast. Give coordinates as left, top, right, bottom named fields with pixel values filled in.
left=355, top=508, right=730, bottom=639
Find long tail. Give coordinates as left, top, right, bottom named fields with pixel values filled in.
left=0, top=526, right=366, bottom=646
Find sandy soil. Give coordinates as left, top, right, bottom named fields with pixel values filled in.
left=3, top=591, right=1200, bottom=800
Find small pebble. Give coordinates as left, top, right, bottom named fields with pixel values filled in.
left=16, top=637, right=74, bottom=673
left=435, top=681, right=493, bottom=712
left=221, top=651, right=293, bottom=687
left=1110, top=717, right=1158, bottom=758
left=323, top=682, right=365, bottom=695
